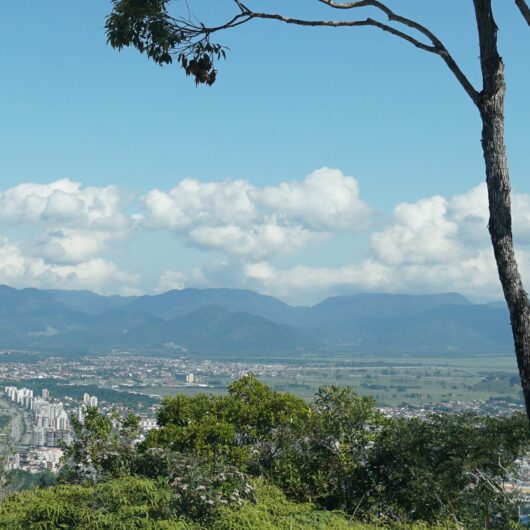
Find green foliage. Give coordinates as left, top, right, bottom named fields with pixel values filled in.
left=60, top=407, right=140, bottom=483
left=133, top=449, right=255, bottom=523
left=364, top=412, right=530, bottom=527
left=145, top=373, right=309, bottom=470
left=168, top=458, right=254, bottom=522
left=144, top=376, right=529, bottom=527
left=106, top=0, right=226, bottom=85
left=0, top=476, right=187, bottom=530
left=217, top=481, right=464, bottom=529
left=0, top=476, right=457, bottom=530
left=216, top=480, right=363, bottom=530
left=5, top=469, right=57, bottom=493
left=267, top=386, right=386, bottom=511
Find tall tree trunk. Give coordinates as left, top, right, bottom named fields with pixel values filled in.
left=475, top=0, right=530, bottom=421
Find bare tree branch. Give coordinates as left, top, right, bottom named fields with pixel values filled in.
left=317, top=0, right=447, bottom=47
left=245, top=11, right=436, bottom=51
left=236, top=5, right=480, bottom=106
left=316, top=0, right=481, bottom=105
left=515, top=0, right=530, bottom=25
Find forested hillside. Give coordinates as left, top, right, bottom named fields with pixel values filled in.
left=0, top=285, right=512, bottom=355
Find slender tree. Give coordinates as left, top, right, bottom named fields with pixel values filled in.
left=106, top=0, right=530, bottom=419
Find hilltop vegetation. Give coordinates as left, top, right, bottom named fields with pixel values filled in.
left=0, top=478, right=459, bottom=530
left=1, top=375, right=528, bottom=529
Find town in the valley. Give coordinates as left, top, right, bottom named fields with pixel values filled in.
left=0, top=347, right=530, bottom=508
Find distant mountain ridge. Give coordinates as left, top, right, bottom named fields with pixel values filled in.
left=0, top=284, right=512, bottom=356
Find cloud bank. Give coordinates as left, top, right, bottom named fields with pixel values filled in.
left=1, top=172, right=529, bottom=302
left=140, top=168, right=370, bottom=259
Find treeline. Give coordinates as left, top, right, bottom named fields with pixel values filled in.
left=0, top=375, right=529, bottom=529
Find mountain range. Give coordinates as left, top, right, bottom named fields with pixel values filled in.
left=0, top=285, right=513, bottom=357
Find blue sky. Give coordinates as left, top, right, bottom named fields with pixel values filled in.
left=0, top=1, right=528, bottom=303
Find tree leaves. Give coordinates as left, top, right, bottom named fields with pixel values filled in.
left=105, top=0, right=227, bottom=85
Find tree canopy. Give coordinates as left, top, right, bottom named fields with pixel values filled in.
left=2, top=375, right=526, bottom=528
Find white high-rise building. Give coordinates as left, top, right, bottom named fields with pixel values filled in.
left=89, top=396, right=98, bottom=408
left=56, top=411, right=70, bottom=430
left=13, top=388, right=33, bottom=408
left=83, top=393, right=90, bottom=404
left=5, top=385, right=73, bottom=449
left=5, top=386, right=17, bottom=401
left=186, top=373, right=195, bottom=384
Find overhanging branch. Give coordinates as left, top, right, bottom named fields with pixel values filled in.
left=106, top=0, right=480, bottom=104
left=316, top=0, right=481, bottom=106
left=515, top=0, right=530, bottom=25
left=238, top=4, right=480, bottom=106
left=245, top=11, right=436, bottom=52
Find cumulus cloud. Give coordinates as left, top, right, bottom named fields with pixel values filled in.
left=243, top=260, right=393, bottom=302
left=448, top=183, right=530, bottom=245
left=513, top=192, right=530, bottom=244
left=188, top=220, right=318, bottom=258
left=157, top=269, right=187, bottom=292
left=33, top=228, right=123, bottom=265
left=250, top=167, right=371, bottom=231
left=371, top=196, right=460, bottom=265
left=0, top=238, right=138, bottom=293
left=142, top=178, right=256, bottom=230
left=4, top=173, right=530, bottom=301
left=0, top=179, right=134, bottom=289
left=141, top=168, right=370, bottom=259
left=0, top=179, right=128, bottom=229
left=156, top=265, right=231, bottom=293
left=371, top=184, right=530, bottom=271
left=230, top=184, right=530, bottom=303
left=241, top=249, right=511, bottom=304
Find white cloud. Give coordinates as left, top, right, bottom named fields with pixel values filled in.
left=141, top=168, right=370, bottom=260
left=240, top=251, right=508, bottom=304
left=34, top=228, right=122, bottom=265
left=448, top=182, right=530, bottom=245
left=371, top=196, right=460, bottom=265
left=157, top=269, right=187, bottom=292
left=0, top=238, right=137, bottom=293
left=513, top=192, right=530, bottom=244
left=188, top=220, right=318, bottom=258
left=236, top=183, right=530, bottom=303
left=0, top=179, right=134, bottom=285
left=243, top=260, right=393, bottom=302
left=0, top=179, right=128, bottom=229
left=142, top=178, right=257, bottom=231
left=370, top=183, right=530, bottom=272
left=3, top=173, right=530, bottom=301
left=250, top=167, right=371, bottom=231
left=450, top=183, right=489, bottom=223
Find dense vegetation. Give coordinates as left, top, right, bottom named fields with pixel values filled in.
left=1, top=375, right=529, bottom=529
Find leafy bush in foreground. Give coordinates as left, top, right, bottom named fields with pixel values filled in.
left=365, top=412, right=528, bottom=527
left=0, top=476, right=459, bottom=530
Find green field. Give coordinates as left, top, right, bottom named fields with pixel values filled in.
left=127, top=353, right=522, bottom=407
